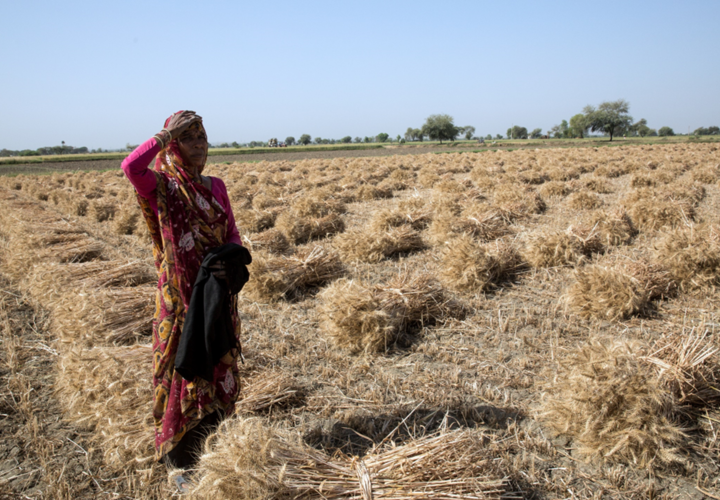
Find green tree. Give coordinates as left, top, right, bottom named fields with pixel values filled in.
left=506, top=128, right=512, bottom=139
left=495, top=134, right=502, bottom=140
left=354, top=137, right=362, bottom=143
left=404, top=127, right=415, bottom=141
left=509, top=126, right=528, bottom=139
left=376, top=132, right=389, bottom=143
left=584, top=99, right=633, bottom=141
left=340, top=136, right=352, bottom=143
left=363, top=136, right=371, bottom=143
left=314, top=137, right=323, bottom=145
left=285, top=137, right=296, bottom=146
left=421, top=114, right=459, bottom=143
left=462, top=126, right=475, bottom=140
left=298, top=134, right=312, bottom=145
left=658, top=126, right=675, bottom=137
left=530, top=128, right=543, bottom=139
left=231, top=141, right=240, bottom=148
left=693, top=126, right=720, bottom=135
left=569, top=114, right=588, bottom=138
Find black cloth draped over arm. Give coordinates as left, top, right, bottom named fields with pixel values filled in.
left=175, top=243, right=252, bottom=382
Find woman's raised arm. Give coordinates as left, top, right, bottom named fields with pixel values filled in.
left=121, top=137, right=162, bottom=199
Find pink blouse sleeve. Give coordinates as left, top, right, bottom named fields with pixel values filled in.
left=211, top=177, right=242, bottom=246
left=121, top=137, right=160, bottom=199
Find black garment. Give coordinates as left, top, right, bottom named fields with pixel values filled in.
left=163, top=410, right=224, bottom=469
left=175, top=243, right=252, bottom=382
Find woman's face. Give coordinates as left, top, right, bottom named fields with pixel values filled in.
left=177, top=121, right=208, bottom=173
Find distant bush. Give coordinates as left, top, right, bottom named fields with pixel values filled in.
left=658, top=127, right=675, bottom=137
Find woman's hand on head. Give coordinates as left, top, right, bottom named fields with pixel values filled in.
left=166, top=111, right=202, bottom=140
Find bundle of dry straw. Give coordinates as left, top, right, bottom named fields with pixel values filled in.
left=242, top=228, right=291, bottom=255
left=334, top=226, right=425, bottom=263
left=441, top=235, right=522, bottom=293
left=275, top=212, right=345, bottom=244
left=56, top=344, right=155, bottom=471
left=235, top=371, right=306, bottom=414
left=319, top=272, right=465, bottom=353
left=192, top=417, right=507, bottom=499
left=245, top=246, right=345, bottom=301
left=539, top=338, right=685, bottom=469
left=428, top=207, right=510, bottom=246
left=523, top=226, right=603, bottom=269
left=52, top=285, right=155, bottom=346
left=653, top=223, right=720, bottom=291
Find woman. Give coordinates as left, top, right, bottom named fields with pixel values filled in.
left=121, top=111, right=243, bottom=486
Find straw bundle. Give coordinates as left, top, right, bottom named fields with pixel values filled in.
left=235, top=372, right=306, bottom=414
left=594, top=164, right=627, bottom=178
left=112, top=204, right=140, bottom=235
left=428, top=207, right=510, bottom=246
left=630, top=173, right=656, bottom=188
left=590, top=209, right=636, bottom=247
left=538, top=181, right=570, bottom=198
left=46, top=236, right=105, bottom=263
left=242, top=228, right=291, bottom=254
left=493, top=186, right=545, bottom=218
left=624, top=260, right=677, bottom=301
left=654, top=223, right=720, bottom=291
left=440, top=235, right=522, bottom=292
left=646, top=329, right=720, bottom=411
left=690, top=165, right=719, bottom=184
left=539, top=339, right=684, bottom=468
left=236, top=209, right=276, bottom=233
left=369, top=207, right=432, bottom=232
left=245, top=246, right=345, bottom=301
left=52, top=286, right=155, bottom=346
left=523, top=227, right=601, bottom=269
left=56, top=344, right=155, bottom=471
left=355, top=184, right=393, bottom=201
left=319, top=272, right=465, bottom=353
left=24, top=259, right=156, bottom=301
left=566, top=191, right=603, bottom=210
left=290, top=194, right=347, bottom=218
left=334, top=226, right=425, bottom=263
left=582, top=177, right=613, bottom=194
left=275, top=212, right=345, bottom=244
left=192, top=417, right=506, bottom=499
left=627, top=198, right=694, bottom=231
left=89, top=200, right=117, bottom=222
left=564, top=265, right=649, bottom=320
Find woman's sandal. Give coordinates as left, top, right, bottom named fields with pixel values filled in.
left=174, top=474, right=190, bottom=495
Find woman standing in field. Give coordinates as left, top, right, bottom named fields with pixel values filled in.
left=121, top=111, right=243, bottom=491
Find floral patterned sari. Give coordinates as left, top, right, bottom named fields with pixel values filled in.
left=137, top=126, right=241, bottom=459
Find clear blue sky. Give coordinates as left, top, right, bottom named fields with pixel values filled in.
left=2, top=0, right=719, bottom=150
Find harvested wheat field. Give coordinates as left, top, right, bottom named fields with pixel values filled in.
left=1, top=143, right=720, bottom=499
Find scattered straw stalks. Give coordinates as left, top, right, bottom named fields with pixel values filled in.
left=334, top=226, right=425, bottom=263
left=192, top=417, right=507, bottom=499
left=319, top=272, right=465, bottom=353
left=245, top=246, right=345, bottom=301
left=539, top=338, right=685, bottom=469
left=440, top=235, right=522, bottom=293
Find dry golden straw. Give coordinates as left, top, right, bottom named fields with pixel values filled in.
left=334, top=226, right=425, bottom=263
left=539, top=338, right=685, bottom=469
left=319, top=272, right=464, bottom=353
left=245, top=246, right=345, bottom=301
left=192, top=417, right=507, bottom=499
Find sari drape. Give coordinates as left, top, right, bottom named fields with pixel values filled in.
left=136, top=120, right=241, bottom=459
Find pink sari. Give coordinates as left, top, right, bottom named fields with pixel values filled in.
left=137, top=119, right=241, bottom=459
